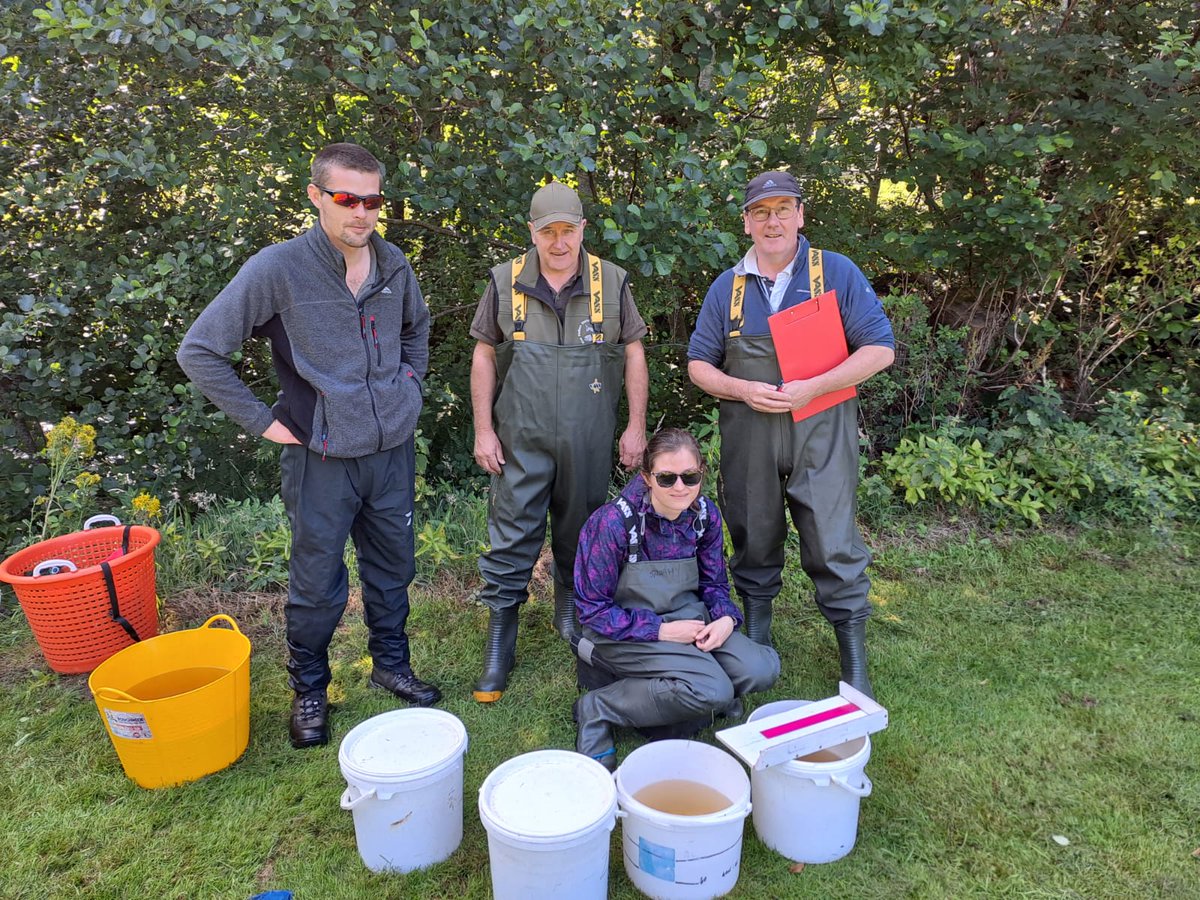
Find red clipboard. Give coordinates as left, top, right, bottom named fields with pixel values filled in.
left=767, top=289, right=856, bottom=423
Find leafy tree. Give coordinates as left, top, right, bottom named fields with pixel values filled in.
left=2, top=0, right=1197, bottom=550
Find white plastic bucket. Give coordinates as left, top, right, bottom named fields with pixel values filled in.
left=338, top=708, right=468, bottom=873
left=747, top=699, right=872, bottom=863
left=478, top=749, right=620, bottom=900
left=614, top=740, right=751, bottom=900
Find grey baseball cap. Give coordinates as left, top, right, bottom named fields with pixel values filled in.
left=742, top=171, right=803, bottom=209
left=529, top=182, right=583, bottom=228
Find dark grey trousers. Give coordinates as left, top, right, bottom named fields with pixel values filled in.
left=280, top=441, right=416, bottom=694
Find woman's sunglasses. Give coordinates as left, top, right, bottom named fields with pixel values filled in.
left=651, top=470, right=703, bottom=488
left=314, top=185, right=385, bottom=210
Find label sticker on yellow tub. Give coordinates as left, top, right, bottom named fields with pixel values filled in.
left=104, top=710, right=153, bottom=740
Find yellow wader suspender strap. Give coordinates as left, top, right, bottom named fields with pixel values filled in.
left=729, top=249, right=823, bottom=338
left=511, top=250, right=605, bottom=343
left=730, top=274, right=746, bottom=338
left=585, top=252, right=604, bottom=342
left=808, top=247, right=825, bottom=296
left=510, top=252, right=529, bottom=341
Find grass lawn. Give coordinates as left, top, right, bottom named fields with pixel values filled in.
left=2, top=524, right=1198, bottom=899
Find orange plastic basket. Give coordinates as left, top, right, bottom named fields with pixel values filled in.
left=0, top=522, right=160, bottom=674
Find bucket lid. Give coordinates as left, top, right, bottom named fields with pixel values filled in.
left=479, top=749, right=617, bottom=844
left=339, top=709, right=467, bottom=783
left=717, top=682, right=887, bottom=771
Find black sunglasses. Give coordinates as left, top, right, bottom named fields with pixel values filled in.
left=313, top=185, right=385, bottom=210
left=651, top=470, right=703, bottom=488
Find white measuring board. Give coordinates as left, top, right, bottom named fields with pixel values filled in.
left=716, top=683, right=888, bottom=771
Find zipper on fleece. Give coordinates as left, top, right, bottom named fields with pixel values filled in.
left=354, top=265, right=407, bottom=453
left=319, top=390, right=329, bottom=461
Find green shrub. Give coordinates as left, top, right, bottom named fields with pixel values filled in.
left=859, top=293, right=974, bottom=452
left=877, top=385, right=1200, bottom=527
left=6, top=0, right=1195, bottom=554
left=1085, top=389, right=1200, bottom=525
left=156, top=496, right=292, bottom=595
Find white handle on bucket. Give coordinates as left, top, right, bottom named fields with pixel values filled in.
left=84, top=514, right=122, bottom=530
left=831, top=772, right=873, bottom=798
left=601, top=810, right=626, bottom=834
left=340, top=785, right=378, bottom=811
left=31, top=559, right=78, bottom=577
left=201, top=614, right=243, bottom=634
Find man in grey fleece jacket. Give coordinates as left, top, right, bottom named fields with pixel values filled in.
left=177, top=143, right=442, bottom=749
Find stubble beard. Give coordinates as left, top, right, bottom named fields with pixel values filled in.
left=340, top=227, right=373, bottom=248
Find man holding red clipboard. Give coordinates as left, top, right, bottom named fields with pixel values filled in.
left=687, top=171, right=894, bottom=698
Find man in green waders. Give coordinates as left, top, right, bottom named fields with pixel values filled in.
left=687, top=171, right=894, bottom=698
left=469, top=182, right=649, bottom=702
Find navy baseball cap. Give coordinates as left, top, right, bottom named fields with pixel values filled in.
left=742, top=171, right=803, bottom=209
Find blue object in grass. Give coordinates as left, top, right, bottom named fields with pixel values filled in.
left=250, top=893, right=293, bottom=900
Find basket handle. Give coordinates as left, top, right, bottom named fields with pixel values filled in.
left=94, top=686, right=139, bottom=703
left=31, top=559, right=78, bottom=577
left=202, top=614, right=243, bottom=634
left=84, top=514, right=123, bottom=530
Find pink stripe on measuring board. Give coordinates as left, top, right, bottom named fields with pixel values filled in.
left=759, top=703, right=859, bottom=739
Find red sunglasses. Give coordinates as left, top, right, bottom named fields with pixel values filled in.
left=314, top=185, right=385, bottom=210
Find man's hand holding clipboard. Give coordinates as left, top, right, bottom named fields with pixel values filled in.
left=767, top=289, right=857, bottom=423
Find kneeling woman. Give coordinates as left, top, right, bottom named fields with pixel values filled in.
left=572, top=428, right=781, bottom=770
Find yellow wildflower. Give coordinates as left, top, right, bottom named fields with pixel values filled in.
left=131, top=492, right=162, bottom=519
left=44, top=417, right=96, bottom=465
left=73, top=472, right=101, bottom=490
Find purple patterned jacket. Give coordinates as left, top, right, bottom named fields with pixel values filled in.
left=574, top=477, right=744, bottom=641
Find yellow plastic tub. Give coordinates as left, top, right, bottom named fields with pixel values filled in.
left=88, top=614, right=251, bottom=788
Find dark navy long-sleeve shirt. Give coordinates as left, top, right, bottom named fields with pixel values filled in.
left=574, top=477, right=744, bottom=642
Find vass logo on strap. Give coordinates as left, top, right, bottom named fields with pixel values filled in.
left=588, top=255, right=604, bottom=343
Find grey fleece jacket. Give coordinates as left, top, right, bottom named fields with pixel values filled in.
left=177, top=224, right=430, bottom=459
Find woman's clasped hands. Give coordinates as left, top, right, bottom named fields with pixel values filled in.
left=657, top=615, right=736, bottom=652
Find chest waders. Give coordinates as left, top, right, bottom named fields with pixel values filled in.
left=718, top=249, right=874, bottom=696
left=474, top=250, right=625, bottom=702
left=572, top=504, right=781, bottom=768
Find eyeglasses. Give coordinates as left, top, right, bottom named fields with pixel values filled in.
left=651, top=470, right=703, bottom=488
left=747, top=203, right=798, bottom=223
left=313, top=186, right=385, bottom=210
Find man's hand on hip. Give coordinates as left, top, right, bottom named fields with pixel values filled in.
left=262, top=420, right=301, bottom=444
